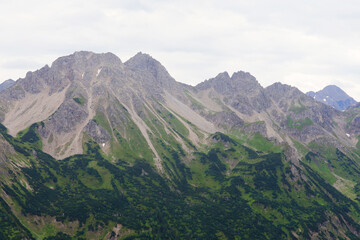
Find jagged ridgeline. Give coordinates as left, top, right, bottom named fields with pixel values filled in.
left=1, top=51, right=360, bottom=239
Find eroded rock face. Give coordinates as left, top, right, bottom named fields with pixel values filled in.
left=196, top=71, right=271, bottom=115
left=124, top=52, right=185, bottom=101
left=206, top=111, right=244, bottom=129
left=349, top=116, right=360, bottom=135
left=125, top=52, right=177, bottom=90
left=1, top=84, right=26, bottom=101
left=21, top=67, right=47, bottom=94
left=5, top=63, right=70, bottom=99
left=106, top=100, right=129, bottom=130
left=243, top=121, right=267, bottom=135
left=84, top=120, right=111, bottom=144
left=45, top=100, right=88, bottom=134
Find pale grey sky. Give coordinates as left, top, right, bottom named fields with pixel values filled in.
left=1, top=0, right=360, bottom=99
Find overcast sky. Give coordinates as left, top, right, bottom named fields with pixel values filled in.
left=1, top=0, right=360, bottom=99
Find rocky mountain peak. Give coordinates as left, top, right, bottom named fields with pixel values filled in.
left=51, top=51, right=123, bottom=70
left=125, top=52, right=156, bottom=69
left=306, top=85, right=357, bottom=110
left=231, top=71, right=262, bottom=92
left=230, top=71, right=258, bottom=84
left=125, top=52, right=170, bottom=76
left=195, top=70, right=261, bottom=95
left=194, top=71, right=270, bottom=115
left=125, top=52, right=177, bottom=90
left=322, top=85, right=348, bottom=98
left=215, top=71, right=231, bottom=80
left=265, top=82, right=304, bottom=101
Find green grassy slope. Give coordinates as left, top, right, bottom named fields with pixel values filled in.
left=0, top=123, right=360, bottom=239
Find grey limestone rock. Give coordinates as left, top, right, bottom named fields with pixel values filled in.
left=3, top=84, right=26, bottom=100
left=243, top=121, right=267, bottom=135
left=124, top=52, right=185, bottom=100
left=106, top=100, right=130, bottom=130
left=84, top=120, right=111, bottom=144
left=206, top=111, right=244, bottom=129
left=46, top=100, right=88, bottom=134
left=196, top=71, right=271, bottom=115
left=125, top=52, right=176, bottom=89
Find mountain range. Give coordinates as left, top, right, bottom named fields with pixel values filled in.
left=1, top=51, right=360, bottom=239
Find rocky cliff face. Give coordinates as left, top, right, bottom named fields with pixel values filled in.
left=195, top=71, right=270, bottom=115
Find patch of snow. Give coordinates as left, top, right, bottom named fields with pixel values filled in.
left=81, top=72, right=84, bottom=79
left=346, top=133, right=350, bottom=138
left=96, top=68, right=102, bottom=77
left=102, top=143, right=105, bottom=147
left=323, top=98, right=327, bottom=102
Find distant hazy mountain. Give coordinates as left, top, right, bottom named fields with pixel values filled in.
left=0, top=79, right=15, bottom=92
left=307, top=85, right=357, bottom=110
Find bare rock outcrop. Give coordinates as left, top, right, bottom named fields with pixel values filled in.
left=84, top=120, right=111, bottom=144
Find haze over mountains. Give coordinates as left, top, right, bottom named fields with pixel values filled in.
left=1, top=51, right=360, bottom=239
left=0, top=79, right=15, bottom=93
left=307, top=85, right=358, bottom=111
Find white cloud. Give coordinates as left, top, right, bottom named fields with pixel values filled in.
left=0, top=0, right=359, bottom=100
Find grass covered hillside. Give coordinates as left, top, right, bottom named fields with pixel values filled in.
left=0, top=123, right=360, bottom=239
